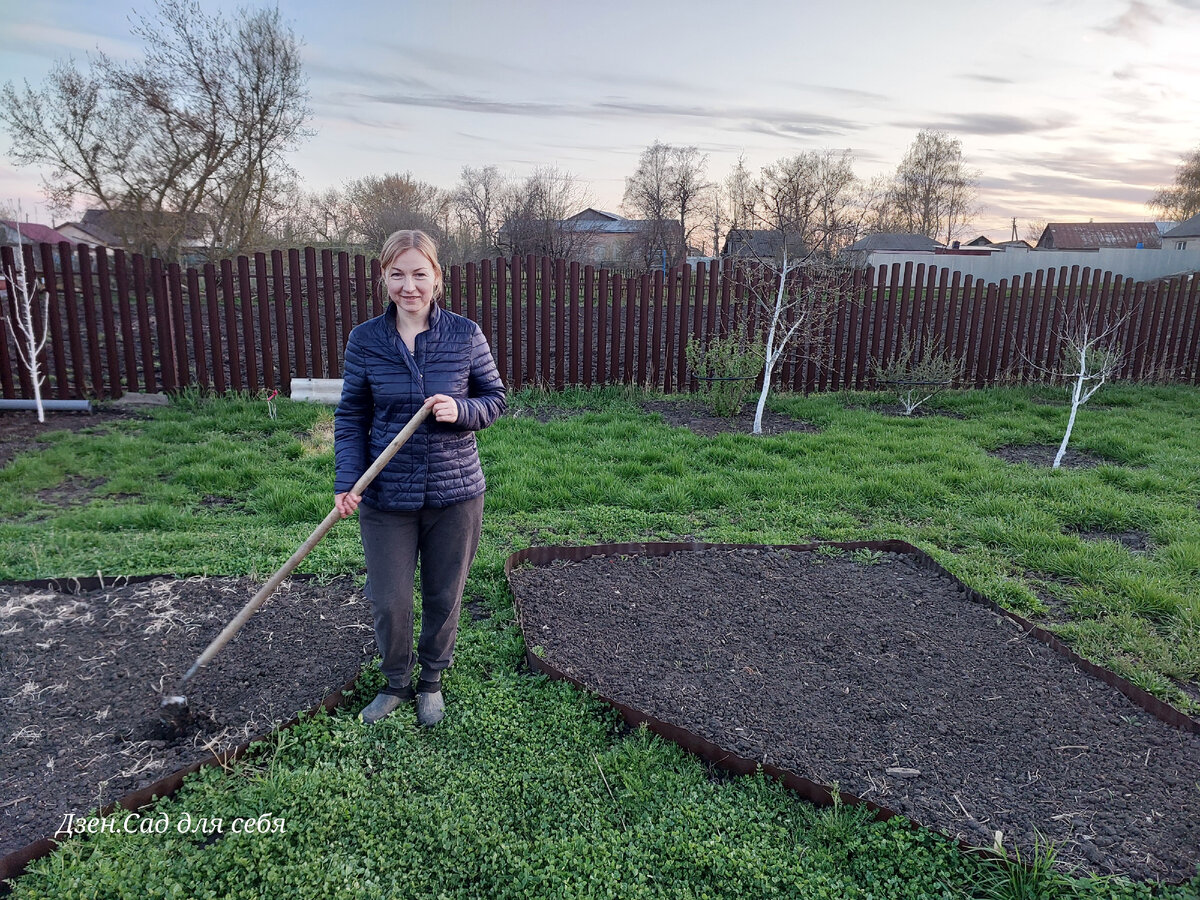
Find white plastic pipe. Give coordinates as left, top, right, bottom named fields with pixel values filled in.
left=0, top=399, right=93, bottom=412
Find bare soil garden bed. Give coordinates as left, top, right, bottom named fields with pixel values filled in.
left=989, top=443, right=1115, bottom=468
left=508, top=546, right=1200, bottom=883
left=0, top=575, right=374, bottom=865
left=0, top=409, right=148, bottom=469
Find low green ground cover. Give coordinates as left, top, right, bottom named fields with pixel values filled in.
left=2, top=384, right=1198, bottom=898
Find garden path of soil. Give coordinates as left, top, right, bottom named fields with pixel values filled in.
left=508, top=548, right=1200, bottom=884
left=0, top=575, right=375, bottom=862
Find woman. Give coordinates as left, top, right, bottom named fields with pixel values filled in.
left=334, top=229, right=506, bottom=726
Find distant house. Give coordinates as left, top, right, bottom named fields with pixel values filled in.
left=846, top=233, right=944, bottom=252
left=963, top=235, right=993, bottom=247
left=55, top=216, right=122, bottom=251
left=71, top=208, right=211, bottom=261
left=1162, top=213, right=1200, bottom=251
left=559, top=208, right=681, bottom=264
left=1035, top=222, right=1165, bottom=250
left=721, top=228, right=809, bottom=259
left=0, top=220, right=71, bottom=248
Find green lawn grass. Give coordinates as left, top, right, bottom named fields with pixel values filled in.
left=2, top=384, right=1198, bottom=898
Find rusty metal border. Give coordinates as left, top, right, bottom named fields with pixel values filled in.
left=0, top=574, right=366, bottom=889
left=504, top=539, right=1199, bottom=878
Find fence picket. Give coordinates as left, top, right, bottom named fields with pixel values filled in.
left=166, top=262, right=189, bottom=389
left=510, top=255, right=522, bottom=387
left=595, top=268, right=608, bottom=385
left=583, top=264, right=595, bottom=388
left=567, top=260, right=579, bottom=387
left=185, top=265, right=208, bottom=389
left=255, top=254, right=275, bottom=392
left=320, top=250, right=338, bottom=378
left=0, top=245, right=21, bottom=397
left=1172, top=273, right=1199, bottom=383
left=76, top=246, right=104, bottom=397
left=272, top=250, right=291, bottom=395
left=236, top=256, right=258, bottom=393
left=356, top=253, right=370, bottom=325
left=552, top=259, right=565, bottom=389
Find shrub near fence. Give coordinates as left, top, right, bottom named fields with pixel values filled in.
left=2, top=242, right=1199, bottom=401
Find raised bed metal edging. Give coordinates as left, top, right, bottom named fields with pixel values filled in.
left=504, top=539, right=1199, bottom=884
left=0, top=574, right=364, bottom=889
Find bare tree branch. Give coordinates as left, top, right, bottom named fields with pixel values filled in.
left=0, top=0, right=311, bottom=261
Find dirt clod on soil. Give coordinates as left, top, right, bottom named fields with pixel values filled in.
left=0, top=575, right=375, bottom=860
left=509, top=548, right=1200, bottom=883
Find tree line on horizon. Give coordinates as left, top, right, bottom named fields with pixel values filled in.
left=2, top=1, right=1197, bottom=269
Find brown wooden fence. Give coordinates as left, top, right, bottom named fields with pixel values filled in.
left=2, top=242, right=1198, bottom=402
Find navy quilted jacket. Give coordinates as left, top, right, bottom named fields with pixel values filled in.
left=334, top=302, right=506, bottom=510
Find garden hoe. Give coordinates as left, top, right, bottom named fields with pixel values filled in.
left=158, top=401, right=433, bottom=729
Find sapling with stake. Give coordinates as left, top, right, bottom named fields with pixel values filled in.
left=1, top=221, right=51, bottom=422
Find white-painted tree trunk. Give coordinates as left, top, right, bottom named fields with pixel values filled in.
left=2, top=236, right=50, bottom=423
left=1053, top=327, right=1108, bottom=469
left=752, top=252, right=807, bottom=435
left=1052, top=369, right=1084, bottom=469
left=752, top=286, right=782, bottom=435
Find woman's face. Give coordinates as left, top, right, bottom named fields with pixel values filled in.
left=386, top=248, right=438, bottom=316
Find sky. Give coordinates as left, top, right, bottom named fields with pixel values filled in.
left=0, top=0, right=1198, bottom=244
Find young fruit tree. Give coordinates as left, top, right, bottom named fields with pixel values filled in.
left=743, top=251, right=845, bottom=434
left=871, top=333, right=964, bottom=416
left=715, top=147, right=866, bottom=433
left=1046, top=309, right=1127, bottom=469
left=1, top=233, right=51, bottom=422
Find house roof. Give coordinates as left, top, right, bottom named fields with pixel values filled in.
left=56, top=218, right=122, bottom=247
left=1163, top=212, right=1200, bottom=239
left=81, top=207, right=209, bottom=243
left=1037, top=222, right=1163, bottom=250
left=964, top=235, right=993, bottom=246
left=847, top=233, right=944, bottom=252
left=721, top=228, right=808, bottom=258
left=0, top=220, right=71, bottom=245
left=560, top=208, right=671, bottom=234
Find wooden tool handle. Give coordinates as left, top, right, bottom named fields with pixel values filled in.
left=177, top=402, right=433, bottom=686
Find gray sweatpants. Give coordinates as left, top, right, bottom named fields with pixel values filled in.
left=358, top=496, right=484, bottom=692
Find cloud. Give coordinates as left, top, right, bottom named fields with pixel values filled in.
left=785, top=82, right=892, bottom=103
left=981, top=170, right=1159, bottom=207
left=891, top=113, right=1072, bottom=136
left=352, top=89, right=865, bottom=139
left=963, top=74, right=1017, bottom=85
left=306, top=58, right=434, bottom=93
left=4, top=22, right=138, bottom=61
left=1006, top=149, right=1171, bottom=186
left=1094, top=0, right=1166, bottom=41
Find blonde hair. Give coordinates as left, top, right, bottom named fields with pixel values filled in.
left=379, top=229, right=443, bottom=301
